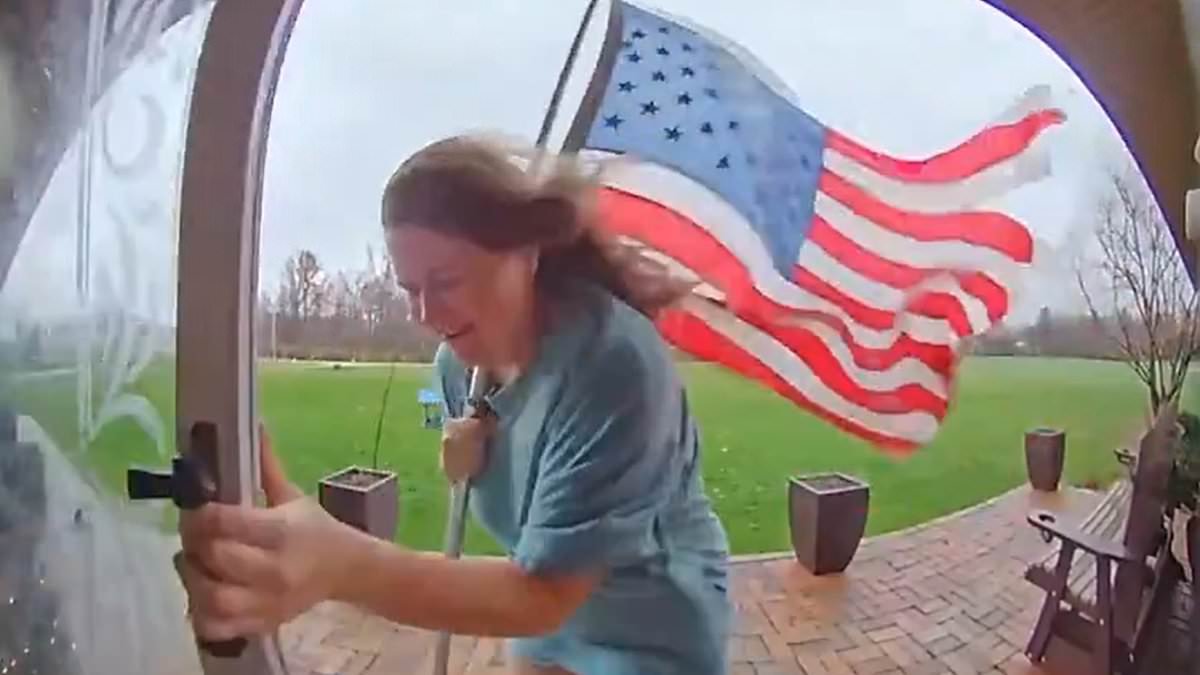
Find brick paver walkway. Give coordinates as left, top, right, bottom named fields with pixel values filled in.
left=281, top=486, right=1103, bottom=675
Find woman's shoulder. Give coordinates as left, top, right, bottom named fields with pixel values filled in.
left=553, top=282, right=677, bottom=393
left=433, top=341, right=465, bottom=377
left=432, top=342, right=469, bottom=404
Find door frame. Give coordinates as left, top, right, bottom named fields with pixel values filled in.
left=169, top=1, right=1198, bottom=673
left=176, top=0, right=304, bottom=672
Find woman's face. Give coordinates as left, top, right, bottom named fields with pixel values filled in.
left=386, top=225, right=537, bottom=368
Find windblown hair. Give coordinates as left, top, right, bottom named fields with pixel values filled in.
left=381, top=134, right=691, bottom=317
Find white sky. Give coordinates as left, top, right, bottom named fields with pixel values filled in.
left=1, top=0, right=1156, bottom=330
left=259, top=0, right=1143, bottom=325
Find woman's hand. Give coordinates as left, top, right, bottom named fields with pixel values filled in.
left=258, top=425, right=304, bottom=506
left=440, top=414, right=495, bottom=483
left=175, top=426, right=361, bottom=641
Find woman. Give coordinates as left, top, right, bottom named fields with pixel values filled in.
left=176, top=135, right=732, bottom=674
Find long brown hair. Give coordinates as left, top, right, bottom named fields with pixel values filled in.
left=381, top=134, right=690, bottom=318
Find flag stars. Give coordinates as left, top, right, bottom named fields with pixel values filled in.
left=591, top=20, right=831, bottom=268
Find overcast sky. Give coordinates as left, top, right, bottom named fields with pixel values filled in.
left=3, top=0, right=1152, bottom=329
left=259, top=0, right=1141, bottom=324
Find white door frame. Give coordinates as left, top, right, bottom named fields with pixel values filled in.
left=176, top=0, right=305, bottom=672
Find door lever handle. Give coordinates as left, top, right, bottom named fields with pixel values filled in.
left=127, top=422, right=248, bottom=659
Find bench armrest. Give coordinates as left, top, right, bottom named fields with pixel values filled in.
left=1027, top=510, right=1141, bottom=562
left=1114, top=447, right=1137, bottom=477
left=1114, top=447, right=1136, bottom=467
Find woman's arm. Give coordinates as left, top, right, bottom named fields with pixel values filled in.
left=177, top=497, right=598, bottom=642
left=176, top=430, right=599, bottom=643
left=337, top=530, right=599, bottom=636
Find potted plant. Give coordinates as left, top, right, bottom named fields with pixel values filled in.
left=1167, top=411, right=1200, bottom=582
left=1024, top=427, right=1066, bottom=492
left=318, top=364, right=399, bottom=540
left=788, top=472, right=869, bottom=575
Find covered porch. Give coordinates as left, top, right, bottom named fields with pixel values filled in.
left=280, top=485, right=1194, bottom=674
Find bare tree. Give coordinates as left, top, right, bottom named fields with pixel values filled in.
left=262, top=245, right=442, bottom=362
left=330, top=272, right=358, bottom=321
left=1077, top=170, right=1200, bottom=412
left=278, top=249, right=329, bottom=321
left=276, top=256, right=300, bottom=320
left=357, top=245, right=408, bottom=336
left=1033, top=306, right=1052, bottom=355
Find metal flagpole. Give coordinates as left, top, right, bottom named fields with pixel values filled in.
left=430, top=1, right=603, bottom=673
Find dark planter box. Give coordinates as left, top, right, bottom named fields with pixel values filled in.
left=1024, top=428, right=1065, bottom=492
left=0, top=441, right=46, bottom=534
left=318, top=466, right=398, bottom=541
left=788, top=473, right=869, bottom=575
left=1, top=441, right=46, bottom=588
left=1, top=406, right=16, bottom=443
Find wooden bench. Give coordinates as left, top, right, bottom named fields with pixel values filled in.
left=1025, top=481, right=1134, bottom=615
left=1025, top=437, right=1148, bottom=591
left=1023, top=404, right=1178, bottom=674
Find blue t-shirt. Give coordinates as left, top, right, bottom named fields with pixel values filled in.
left=433, top=282, right=731, bottom=675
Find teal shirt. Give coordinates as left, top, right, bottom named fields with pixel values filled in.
left=433, top=282, right=731, bottom=674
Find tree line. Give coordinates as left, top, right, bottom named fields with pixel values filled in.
left=968, top=309, right=1146, bottom=360
left=260, top=167, right=1198, bottom=416
left=973, top=169, right=1199, bottom=414
left=257, top=246, right=439, bottom=362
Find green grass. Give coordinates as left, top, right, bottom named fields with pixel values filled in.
left=7, top=361, right=175, bottom=493
left=8, top=357, right=1192, bottom=555
left=682, top=356, right=1160, bottom=551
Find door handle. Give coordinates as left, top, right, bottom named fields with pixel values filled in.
left=127, top=422, right=248, bottom=659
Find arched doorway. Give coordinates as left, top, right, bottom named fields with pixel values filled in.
left=0, top=2, right=1196, bottom=674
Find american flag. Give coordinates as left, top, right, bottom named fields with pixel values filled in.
left=562, top=1, right=1065, bottom=451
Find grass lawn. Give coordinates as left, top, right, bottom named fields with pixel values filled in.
left=8, top=356, right=1190, bottom=555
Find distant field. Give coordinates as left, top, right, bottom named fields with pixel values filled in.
left=10, top=356, right=1190, bottom=555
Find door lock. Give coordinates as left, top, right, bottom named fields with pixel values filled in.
left=126, top=421, right=247, bottom=659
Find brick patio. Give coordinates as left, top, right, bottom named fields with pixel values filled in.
left=280, top=486, right=1107, bottom=675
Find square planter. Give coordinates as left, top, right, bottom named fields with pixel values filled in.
left=1024, top=428, right=1065, bottom=492
left=1, top=406, right=16, bottom=443
left=318, top=466, right=398, bottom=541
left=788, top=473, right=869, bottom=575
left=1, top=441, right=46, bottom=587
left=0, top=441, right=46, bottom=534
